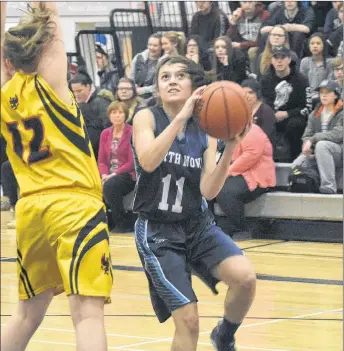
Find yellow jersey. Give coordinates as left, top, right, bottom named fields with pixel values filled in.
left=0, top=72, right=102, bottom=199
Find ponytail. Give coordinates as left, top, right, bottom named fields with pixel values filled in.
left=4, top=4, right=56, bottom=73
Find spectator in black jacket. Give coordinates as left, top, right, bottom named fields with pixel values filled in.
left=190, top=1, right=229, bottom=48
left=261, top=46, right=312, bottom=160
left=261, top=1, right=315, bottom=57
left=327, top=4, right=344, bottom=57
left=241, top=78, right=276, bottom=139
left=185, top=34, right=212, bottom=71
left=209, top=36, right=247, bottom=84
left=324, top=1, right=342, bottom=39
left=70, top=70, right=114, bottom=158
left=95, top=44, right=119, bottom=93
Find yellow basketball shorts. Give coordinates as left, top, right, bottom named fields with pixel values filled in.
left=15, top=191, right=113, bottom=301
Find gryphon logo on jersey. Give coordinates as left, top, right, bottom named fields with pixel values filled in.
left=9, top=95, right=19, bottom=110
left=101, top=254, right=110, bottom=274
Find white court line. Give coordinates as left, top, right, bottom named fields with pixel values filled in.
left=0, top=285, right=341, bottom=313
left=197, top=343, right=293, bottom=351
left=28, top=339, right=148, bottom=351
left=113, top=308, right=343, bottom=350
left=247, top=252, right=341, bottom=261
left=0, top=324, right=157, bottom=341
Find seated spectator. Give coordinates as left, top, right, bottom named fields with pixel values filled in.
left=310, top=1, right=333, bottom=34
left=293, top=80, right=343, bottom=194
left=261, top=1, right=315, bottom=57
left=1, top=160, right=18, bottom=228
left=300, top=33, right=334, bottom=106
left=95, top=44, right=119, bottom=92
left=324, top=1, right=343, bottom=38
left=260, top=46, right=312, bottom=161
left=113, top=78, right=146, bottom=125
left=227, top=1, right=270, bottom=72
left=241, top=78, right=276, bottom=139
left=70, top=69, right=114, bottom=157
left=98, top=102, right=136, bottom=232
left=209, top=36, right=247, bottom=84
left=129, top=33, right=162, bottom=100
left=256, top=24, right=299, bottom=77
left=216, top=124, right=276, bottom=236
left=160, top=32, right=185, bottom=60
left=327, top=4, right=344, bottom=57
left=185, top=35, right=212, bottom=71
left=331, top=57, right=344, bottom=94
left=190, top=1, right=229, bottom=48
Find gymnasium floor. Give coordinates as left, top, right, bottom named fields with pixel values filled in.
left=1, top=211, right=342, bottom=351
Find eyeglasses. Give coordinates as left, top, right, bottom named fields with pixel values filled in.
left=117, top=87, right=133, bottom=91
left=334, top=66, right=344, bottom=72
left=270, top=33, right=285, bottom=38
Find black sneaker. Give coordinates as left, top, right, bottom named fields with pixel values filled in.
left=210, top=325, right=237, bottom=351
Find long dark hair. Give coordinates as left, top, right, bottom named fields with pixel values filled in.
left=308, top=32, right=329, bottom=68
left=185, top=35, right=211, bottom=71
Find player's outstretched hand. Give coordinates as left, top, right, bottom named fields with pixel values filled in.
left=176, top=85, right=207, bottom=123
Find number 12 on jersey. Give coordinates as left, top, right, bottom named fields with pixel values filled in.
left=158, top=174, right=185, bottom=213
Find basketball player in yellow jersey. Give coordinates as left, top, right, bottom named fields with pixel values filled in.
left=1, top=3, right=113, bottom=350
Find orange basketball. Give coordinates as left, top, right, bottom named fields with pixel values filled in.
left=195, top=81, right=251, bottom=140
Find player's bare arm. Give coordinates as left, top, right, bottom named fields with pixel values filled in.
left=133, top=108, right=186, bottom=173
left=32, top=2, right=70, bottom=105
left=200, top=137, right=236, bottom=200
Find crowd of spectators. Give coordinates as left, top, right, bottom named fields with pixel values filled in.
left=1, top=1, right=343, bottom=235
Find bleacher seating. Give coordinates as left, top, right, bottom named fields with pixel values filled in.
left=123, top=163, right=343, bottom=242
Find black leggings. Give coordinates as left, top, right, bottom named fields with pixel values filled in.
left=103, top=173, right=135, bottom=226
left=1, top=160, right=18, bottom=208
left=216, top=175, right=267, bottom=234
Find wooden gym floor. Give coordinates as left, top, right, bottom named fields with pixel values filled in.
left=1, top=211, right=342, bottom=351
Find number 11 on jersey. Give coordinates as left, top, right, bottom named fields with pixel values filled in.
left=158, top=174, right=185, bottom=213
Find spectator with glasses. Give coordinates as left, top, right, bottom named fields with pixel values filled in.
left=256, top=24, right=299, bottom=78
left=261, top=1, right=315, bottom=57
left=113, top=78, right=146, bottom=125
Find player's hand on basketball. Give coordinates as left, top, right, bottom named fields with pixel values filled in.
left=226, top=122, right=252, bottom=146
left=177, top=85, right=207, bottom=122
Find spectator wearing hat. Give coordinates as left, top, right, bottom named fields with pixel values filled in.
left=293, top=79, right=343, bottom=194
left=95, top=44, right=119, bottom=93
left=260, top=45, right=312, bottom=161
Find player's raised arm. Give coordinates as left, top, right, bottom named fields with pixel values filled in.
left=32, top=2, right=68, bottom=96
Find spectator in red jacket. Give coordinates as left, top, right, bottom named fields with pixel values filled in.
left=98, top=101, right=136, bottom=232
left=216, top=124, right=276, bottom=236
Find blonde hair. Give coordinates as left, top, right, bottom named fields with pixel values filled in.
left=3, top=4, right=56, bottom=73
left=162, top=31, right=185, bottom=56
left=260, top=25, right=290, bottom=75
